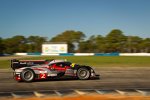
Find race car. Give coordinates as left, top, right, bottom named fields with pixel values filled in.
left=11, top=59, right=99, bottom=82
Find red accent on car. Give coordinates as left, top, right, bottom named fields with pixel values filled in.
left=39, top=73, right=47, bottom=79
left=15, top=75, right=21, bottom=81
left=52, top=64, right=67, bottom=71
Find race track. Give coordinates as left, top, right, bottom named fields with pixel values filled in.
left=0, top=67, right=150, bottom=92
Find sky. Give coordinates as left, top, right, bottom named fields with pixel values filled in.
left=0, top=0, right=150, bottom=39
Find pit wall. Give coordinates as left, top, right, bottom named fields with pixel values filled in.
left=14, top=53, right=150, bottom=56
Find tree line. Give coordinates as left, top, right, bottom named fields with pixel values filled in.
left=0, top=29, right=150, bottom=54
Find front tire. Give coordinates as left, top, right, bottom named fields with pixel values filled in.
left=77, top=68, right=90, bottom=80
left=21, top=69, right=35, bottom=82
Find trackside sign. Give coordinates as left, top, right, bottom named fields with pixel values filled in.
left=42, top=43, right=68, bottom=54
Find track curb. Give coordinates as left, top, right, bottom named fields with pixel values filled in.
left=0, top=89, right=150, bottom=98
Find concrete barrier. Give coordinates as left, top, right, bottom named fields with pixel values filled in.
left=14, top=53, right=27, bottom=56
left=74, top=53, right=94, bottom=56
left=120, top=53, right=150, bottom=56
left=95, top=53, right=119, bottom=56
left=14, top=53, right=150, bottom=56
left=59, top=53, right=74, bottom=56
left=41, top=53, right=59, bottom=56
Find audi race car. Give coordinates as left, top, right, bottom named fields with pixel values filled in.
left=11, top=59, right=99, bottom=82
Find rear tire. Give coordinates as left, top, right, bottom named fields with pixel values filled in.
left=77, top=68, right=90, bottom=80
left=21, top=69, right=35, bottom=82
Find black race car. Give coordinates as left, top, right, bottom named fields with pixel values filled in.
left=11, top=59, right=100, bottom=82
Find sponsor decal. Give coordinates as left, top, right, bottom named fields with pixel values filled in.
left=71, top=63, right=76, bottom=68
left=39, top=73, right=47, bottom=79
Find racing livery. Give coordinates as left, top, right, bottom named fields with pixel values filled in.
left=11, top=59, right=99, bottom=82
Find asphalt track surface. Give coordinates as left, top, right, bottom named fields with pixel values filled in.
left=0, top=67, right=150, bottom=92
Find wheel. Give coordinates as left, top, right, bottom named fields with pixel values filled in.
left=21, top=69, right=35, bottom=82
left=77, top=68, right=90, bottom=80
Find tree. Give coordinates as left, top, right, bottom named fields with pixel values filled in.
left=50, top=30, right=86, bottom=52
left=1, top=29, right=149, bottom=54
left=3, top=35, right=27, bottom=54
left=78, top=35, right=106, bottom=53
left=13, top=35, right=27, bottom=52
left=93, top=35, right=106, bottom=52
left=139, top=38, right=150, bottom=53
left=105, top=29, right=127, bottom=52
left=78, top=41, right=90, bottom=53
left=0, top=37, right=5, bottom=54
left=27, top=36, right=47, bottom=52
left=78, top=35, right=96, bottom=53
left=126, top=36, right=142, bottom=53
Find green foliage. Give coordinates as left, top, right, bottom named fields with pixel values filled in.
left=50, top=30, right=85, bottom=43
left=50, top=30, right=85, bottom=52
left=1, top=29, right=150, bottom=53
left=0, top=37, right=5, bottom=53
left=27, top=36, right=47, bottom=52
left=139, top=38, right=150, bottom=52
left=2, top=35, right=27, bottom=53
left=78, top=29, right=149, bottom=53
left=2, top=35, right=47, bottom=54
left=104, top=29, right=127, bottom=52
left=106, top=29, right=126, bottom=43
left=79, top=35, right=106, bottom=53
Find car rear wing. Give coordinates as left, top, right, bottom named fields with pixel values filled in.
left=11, top=59, right=52, bottom=70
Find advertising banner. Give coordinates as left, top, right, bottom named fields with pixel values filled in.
left=42, top=44, right=68, bottom=54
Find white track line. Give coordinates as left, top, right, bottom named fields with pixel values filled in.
left=11, top=93, right=23, bottom=98
left=54, top=90, right=62, bottom=96
left=74, top=90, right=87, bottom=95
left=115, top=90, right=126, bottom=95
left=34, top=91, right=46, bottom=97
left=136, top=90, right=148, bottom=96
left=95, top=90, right=103, bottom=94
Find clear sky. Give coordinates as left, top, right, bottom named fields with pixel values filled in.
left=0, top=0, right=150, bottom=39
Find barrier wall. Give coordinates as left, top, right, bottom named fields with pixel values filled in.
left=14, top=53, right=150, bottom=56
left=94, top=53, right=119, bottom=56
left=120, top=53, right=150, bottom=56
left=15, top=53, right=119, bottom=56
